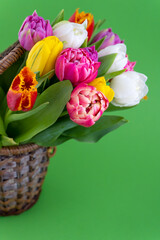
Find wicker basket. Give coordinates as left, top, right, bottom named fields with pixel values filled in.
left=0, top=144, right=52, bottom=216
left=0, top=41, right=55, bottom=216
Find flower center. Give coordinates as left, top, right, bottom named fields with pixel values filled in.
left=75, top=10, right=93, bottom=27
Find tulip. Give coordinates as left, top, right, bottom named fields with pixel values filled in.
left=110, top=71, right=148, bottom=107
left=67, top=83, right=109, bottom=127
left=124, top=58, right=136, bottom=72
left=26, top=36, right=63, bottom=77
left=84, top=46, right=98, bottom=62
left=18, top=10, right=53, bottom=51
left=55, top=48, right=101, bottom=86
left=69, top=9, right=94, bottom=41
left=98, top=43, right=128, bottom=74
left=89, top=77, right=114, bottom=102
left=7, top=67, right=38, bottom=112
left=52, top=20, right=88, bottom=49
left=91, top=28, right=123, bottom=49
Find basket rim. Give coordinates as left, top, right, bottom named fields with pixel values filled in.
left=0, top=143, right=42, bottom=156
left=0, top=40, right=25, bottom=75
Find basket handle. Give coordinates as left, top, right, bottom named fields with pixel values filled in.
left=47, top=146, right=57, bottom=158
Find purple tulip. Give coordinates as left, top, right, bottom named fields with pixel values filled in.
left=84, top=46, right=98, bottom=62
left=55, top=48, right=101, bottom=86
left=91, top=28, right=124, bottom=50
left=67, top=83, right=109, bottom=127
left=18, top=10, right=53, bottom=51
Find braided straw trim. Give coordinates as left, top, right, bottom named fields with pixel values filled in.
left=0, top=143, right=40, bottom=156
left=0, top=40, right=25, bottom=75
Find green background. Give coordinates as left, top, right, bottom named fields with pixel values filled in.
left=0, top=0, right=159, bottom=239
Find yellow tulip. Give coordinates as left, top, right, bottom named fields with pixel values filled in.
left=89, top=77, right=114, bottom=102
left=26, top=36, right=63, bottom=77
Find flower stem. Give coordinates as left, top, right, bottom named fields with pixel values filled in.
left=4, top=109, right=12, bottom=130
left=60, top=110, right=68, bottom=118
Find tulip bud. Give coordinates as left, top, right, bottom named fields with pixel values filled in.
left=26, top=36, right=63, bottom=77
left=110, top=71, right=148, bottom=107
left=89, top=77, right=114, bottom=102
left=91, top=28, right=123, bottom=49
left=67, top=83, right=109, bottom=127
left=52, top=20, right=88, bottom=49
left=69, top=9, right=94, bottom=41
left=55, top=48, right=101, bottom=86
left=18, top=10, right=53, bottom=51
left=7, top=67, right=38, bottom=112
left=98, top=43, right=128, bottom=74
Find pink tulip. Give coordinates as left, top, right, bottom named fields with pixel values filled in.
left=67, top=83, right=109, bottom=127
left=124, top=57, right=136, bottom=72
left=55, top=48, right=101, bottom=86
left=18, top=10, right=53, bottom=51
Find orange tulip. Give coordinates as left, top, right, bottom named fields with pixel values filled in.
left=69, top=9, right=94, bottom=42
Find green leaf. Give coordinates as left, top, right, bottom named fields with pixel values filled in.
left=0, top=52, right=26, bottom=92
left=80, top=38, right=88, bottom=48
left=30, top=115, right=77, bottom=146
left=0, top=115, right=6, bottom=136
left=89, top=36, right=106, bottom=51
left=88, top=19, right=106, bottom=44
left=105, top=69, right=126, bottom=81
left=0, top=87, right=5, bottom=102
left=0, top=135, right=17, bottom=146
left=51, top=9, right=64, bottom=27
left=94, top=19, right=106, bottom=33
left=16, top=51, right=29, bottom=74
left=7, top=80, right=73, bottom=143
left=36, top=70, right=54, bottom=88
left=0, top=87, right=5, bottom=117
left=98, top=54, right=117, bottom=77
left=62, top=115, right=128, bottom=143
left=107, top=103, right=135, bottom=112
left=5, top=102, right=49, bottom=128
left=53, top=135, right=71, bottom=146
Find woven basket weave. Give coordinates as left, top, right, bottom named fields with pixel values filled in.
left=0, top=41, right=55, bottom=216
left=0, top=144, right=50, bottom=216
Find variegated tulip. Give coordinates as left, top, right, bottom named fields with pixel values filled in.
left=7, top=67, right=38, bottom=111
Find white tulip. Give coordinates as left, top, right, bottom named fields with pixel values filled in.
left=98, top=43, right=128, bottom=73
left=110, top=71, right=148, bottom=107
left=52, top=20, right=88, bottom=49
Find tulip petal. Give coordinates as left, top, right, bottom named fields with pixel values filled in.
left=7, top=67, right=38, bottom=112
left=67, top=83, right=109, bottom=127
left=18, top=11, right=53, bottom=51
left=55, top=55, right=65, bottom=81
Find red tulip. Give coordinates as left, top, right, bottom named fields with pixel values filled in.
left=69, top=9, right=94, bottom=42
left=7, top=67, right=38, bottom=112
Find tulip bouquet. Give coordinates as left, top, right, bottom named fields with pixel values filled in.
left=0, top=9, right=148, bottom=148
